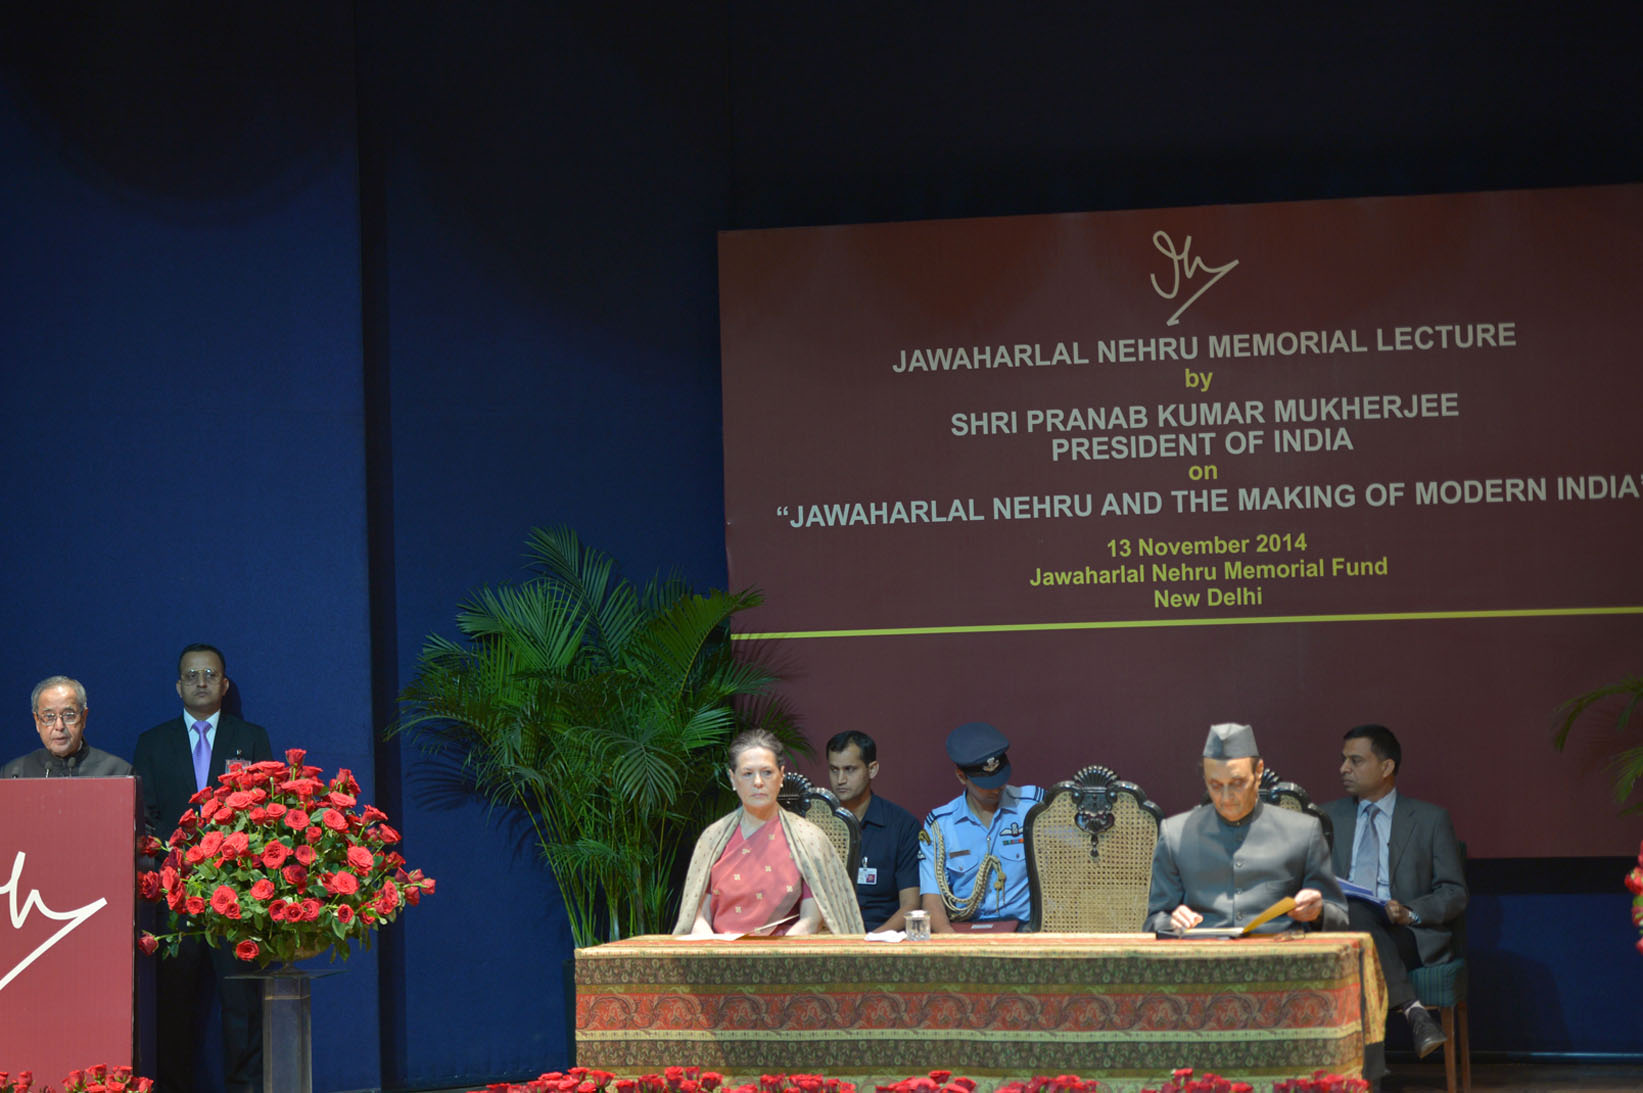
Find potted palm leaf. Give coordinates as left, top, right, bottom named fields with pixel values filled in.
left=391, top=526, right=800, bottom=947
left=1552, top=674, right=1643, bottom=813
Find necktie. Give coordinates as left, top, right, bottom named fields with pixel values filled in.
left=192, top=720, right=212, bottom=792
left=1352, top=802, right=1381, bottom=892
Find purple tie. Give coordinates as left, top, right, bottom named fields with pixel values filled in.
left=192, top=721, right=212, bottom=792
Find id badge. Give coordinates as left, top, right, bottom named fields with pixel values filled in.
left=857, top=866, right=878, bottom=885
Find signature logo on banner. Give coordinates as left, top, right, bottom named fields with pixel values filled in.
left=0, top=850, right=107, bottom=993
left=1150, top=230, right=1238, bottom=326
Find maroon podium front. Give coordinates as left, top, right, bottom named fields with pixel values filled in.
left=0, top=778, right=141, bottom=1080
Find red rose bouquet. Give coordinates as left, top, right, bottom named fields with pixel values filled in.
left=1628, top=838, right=1643, bottom=956
left=140, top=748, right=433, bottom=967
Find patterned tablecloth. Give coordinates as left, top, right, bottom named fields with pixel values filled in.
left=575, top=932, right=1387, bottom=1091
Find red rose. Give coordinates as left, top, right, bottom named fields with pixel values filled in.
left=282, top=901, right=307, bottom=923
left=183, top=846, right=207, bottom=866
left=301, top=898, right=323, bottom=921
left=324, top=870, right=360, bottom=895
left=404, top=886, right=420, bottom=906
left=266, top=802, right=287, bottom=819
left=185, top=896, right=206, bottom=915
left=347, top=845, right=375, bottom=872
left=362, top=804, right=387, bottom=824
left=226, top=791, right=254, bottom=809
left=138, top=872, right=161, bottom=900
left=135, top=1080, right=154, bottom=1093
left=250, top=878, right=277, bottom=901
left=139, top=835, right=164, bottom=857
left=286, top=747, right=307, bottom=768
left=283, top=863, right=309, bottom=886
left=334, top=903, right=356, bottom=924
left=222, top=831, right=250, bottom=859
left=385, top=851, right=406, bottom=869
left=268, top=898, right=289, bottom=920
left=361, top=906, right=377, bottom=924
left=139, top=933, right=159, bottom=955
left=322, top=808, right=349, bottom=831
left=248, top=807, right=268, bottom=823
left=306, top=825, right=324, bottom=844
left=375, top=880, right=401, bottom=914
left=284, top=809, right=310, bottom=831
left=262, top=841, right=289, bottom=868
left=327, top=790, right=357, bottom=807
left=224, top=900, right=244, bottom=920
left=295, top=844, right=317, bottom=865
left=1637, top=937, right=1643, bottom=956
left=1628, top=868, right=1643, bottom=896
left=376, top=824, right=402, bottom=844
left=200, top=830, right=225, bottom=854
left=235, top=939, right=260, bottom=962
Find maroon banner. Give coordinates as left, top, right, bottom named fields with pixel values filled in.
left=1, top=779, right=139, bottom=1080
left=719, top=185, right=1643, bottom=858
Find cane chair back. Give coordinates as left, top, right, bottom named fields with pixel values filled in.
left=778, top=772, right=861, bottom=872
left=1024, top=765, right=1163, bottom=932
left=1261, top=767, right=1334, bottom=850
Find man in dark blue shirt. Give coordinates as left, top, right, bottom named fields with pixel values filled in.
left=826, top=730, right=921, bottom=932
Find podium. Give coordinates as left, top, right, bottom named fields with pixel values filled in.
left=0, top=777, right=143, bottom=1081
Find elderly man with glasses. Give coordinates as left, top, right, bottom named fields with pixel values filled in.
left=3, top=675, right=133, bottom=777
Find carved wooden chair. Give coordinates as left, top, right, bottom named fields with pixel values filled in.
left=1023, top=765, right=1163, bottom=932
left=1261, top=766, right=1334, bottom=850
left=778, top=772, right=861, bottom=874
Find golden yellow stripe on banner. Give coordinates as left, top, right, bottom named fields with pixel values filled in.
left=731, top=604, right=1643, bottom=642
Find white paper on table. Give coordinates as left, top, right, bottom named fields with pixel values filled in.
left=864, top=930, right=907, bottom=942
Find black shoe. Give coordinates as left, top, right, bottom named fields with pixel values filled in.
left=1406, top=1003, right=1447, bottom=1059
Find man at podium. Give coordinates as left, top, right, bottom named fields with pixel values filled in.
left=3, top=675, right=133, bottom=778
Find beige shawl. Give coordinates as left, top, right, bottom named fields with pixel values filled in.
left=672, top=807, right=865, bottom=936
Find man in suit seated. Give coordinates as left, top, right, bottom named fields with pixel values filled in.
left=133, top=643, right=273, bottom=1093
left=1323, top=723, right=1466, bottom=1060
left=1147, top=721, right=1346, bottom=934
left=3, top=675, right=133, bottom=777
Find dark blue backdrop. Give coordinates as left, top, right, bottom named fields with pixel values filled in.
left=2, top=3, right=1640, bottom=1088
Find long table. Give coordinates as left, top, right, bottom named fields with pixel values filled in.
left=575, top=933, right=1387, bottom=1092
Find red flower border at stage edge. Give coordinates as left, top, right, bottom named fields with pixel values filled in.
left=139, top=748, right=433, bottom=967
left=464, top=1067, right=1367, bottom=1093
left=0, top=1063, right=154, bottom=1093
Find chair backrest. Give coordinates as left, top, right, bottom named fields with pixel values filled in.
left=778, top=772, right=861, bottom=872
left=1260, top=767, right=1334, bottom=849
left=1024, top=765, right=1163, bottom=932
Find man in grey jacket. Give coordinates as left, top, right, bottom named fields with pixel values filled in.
left=1323, top=723, right=1467, bottom=1059
left=3, top=675, right=132, bottom=778
left=1147, top=722, right=1345, bottom=934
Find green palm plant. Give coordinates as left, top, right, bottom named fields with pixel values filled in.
left=1553, top=673, right=1643, bottom=813
left=391, top=526, right=801, bottom=946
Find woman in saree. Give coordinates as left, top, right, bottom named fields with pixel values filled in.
left=674, top=729, right=864, bottom=936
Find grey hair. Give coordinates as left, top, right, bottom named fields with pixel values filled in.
left=726, top=728, right=785, bottom=771
left=31, top=675, right=88, bottom=713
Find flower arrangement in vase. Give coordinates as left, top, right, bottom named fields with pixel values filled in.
left=140, top=747, right=433, bottom=966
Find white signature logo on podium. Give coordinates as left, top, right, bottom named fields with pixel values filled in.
left=1, top=850, right=107, bottom=993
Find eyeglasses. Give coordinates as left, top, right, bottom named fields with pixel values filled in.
left=36, top=709, right=83, bottom=727
left=182, top=669, right=220, bottom=683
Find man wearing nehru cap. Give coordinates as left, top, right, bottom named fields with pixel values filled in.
left=1146, top=722, right=1346, bottom=934
left=918, top=721, right=1044, bottom=933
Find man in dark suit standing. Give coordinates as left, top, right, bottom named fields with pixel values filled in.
left=133, top=643, right=273, bottom=1093
left=1322, top=723, right=1467, bottom=1061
